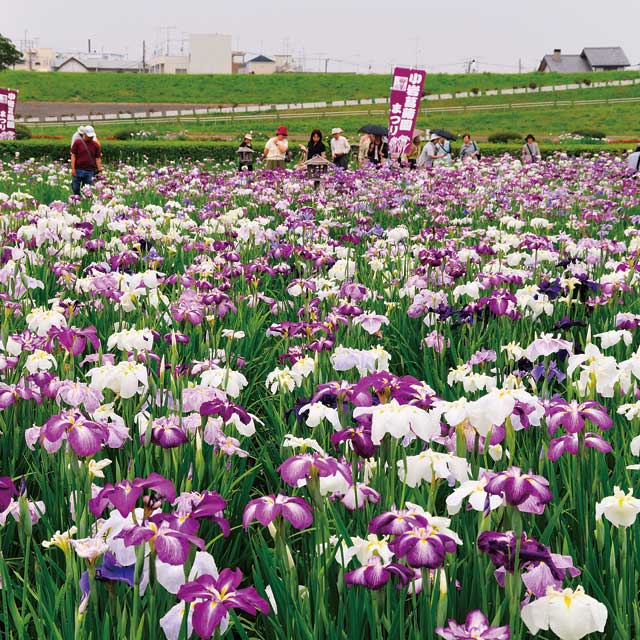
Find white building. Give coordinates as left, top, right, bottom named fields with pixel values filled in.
left=148, top=33, right=232, bottom=74
left=238, top=55, right=277, bottom=75
left=148, top=55, right=189, bottom=74
left=189, top=34, right=231, bottom=74
left=13, top=47, right=57, bottom=71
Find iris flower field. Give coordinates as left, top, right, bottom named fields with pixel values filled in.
left=1, top=155, right=639, bottom=639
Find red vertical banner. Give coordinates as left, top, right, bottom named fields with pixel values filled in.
left=387, top=68, right=426, bottom=159
left=0, top=88, right=18, bottom=140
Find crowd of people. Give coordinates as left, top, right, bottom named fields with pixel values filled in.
left=67, top=123, right=640, bottom=196
left=235, top=127, right=553, bottom=171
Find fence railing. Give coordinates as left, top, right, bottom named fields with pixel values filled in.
left=16, top=77, right=640, bottom=126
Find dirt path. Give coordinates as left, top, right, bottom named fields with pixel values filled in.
left=16, top=101, right=232, bottom=118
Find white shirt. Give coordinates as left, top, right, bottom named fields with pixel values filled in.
left=417, top=141, right=438, bottom=168
left=265, top=137, right=288, bottom=160
left=627, top=151, right=640, bottom=173
left=331, top=136, right=351, bottom=157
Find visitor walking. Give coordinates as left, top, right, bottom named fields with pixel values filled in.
left=627, top=145, right=640, bottom=174
left=459, top=134, right=480, bottom=164
left=237, top=134, right=254, bottom=171
left=264, top=126, right=289, bottom=169
left=358, top=133, right=372, bottom=167
left=70, top=125, right=102, bottom=196
left=71, top=126, right=85, bottom=147
left=407, top=135, right=422, bottom=168
left=522, top=134, right=541, bottom=164
left=367, top=135, right=388, bottom=166
left=301, top=129, right=327, bottom=160
left=331, top=127, right=351, bottom=169
left=417, top=134, right=445, bottom=168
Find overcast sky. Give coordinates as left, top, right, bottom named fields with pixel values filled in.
left=5, top=0, right=640, bottom=74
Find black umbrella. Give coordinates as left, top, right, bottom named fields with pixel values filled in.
left=358, top=124, right=388, bottom=136
left=431, top=128, right=456, bottom=141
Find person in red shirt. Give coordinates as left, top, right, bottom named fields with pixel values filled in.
left=70, top=125, right=102, bottom=196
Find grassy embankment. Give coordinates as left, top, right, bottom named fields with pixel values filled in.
left=1, top=69, right=639, bottom=104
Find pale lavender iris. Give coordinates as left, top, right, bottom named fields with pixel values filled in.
left=40, top=410, right=108, bottom=457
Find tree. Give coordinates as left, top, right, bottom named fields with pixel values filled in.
left=0, top=34, right=23, bottom=71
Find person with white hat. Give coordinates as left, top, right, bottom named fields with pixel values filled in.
left=70, top=125, right=102, bottom=196
left=417, top=133, right=445, bottom=169
left=70, top=126, right=86, bottom=148
left=237, top=133, right=254, bottom=171
left=330, top=127, right=351, bottom=169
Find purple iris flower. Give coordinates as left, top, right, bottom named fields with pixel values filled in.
left=389, top=516, right=457, bottom=569
left=546, top=399, right=612, bottom=435
left=40, top=410, right=107, bottom=457
left=242, top=494, right=313, bottom=530
left=47, top=325, right=100, bottom=356
left=0, top=476, right=17, bottom=511
left=531, top=361, right=566, bottom=384
left=174, top=491, right=230, bottom=537
left=89, top=473, right=176, bottom=517
left=548, top=432, right=612, bottom=461
left=177, top=569, right=269, bottom=638
left=484, top=467, right=552, bottom=515
left=277, top=453, right=342, bottom=487
left=436, top=610, right=510, bottom=639
left=344, top=557, right=414, bottom=590
left=200, top=399, right=252, bottom=429
left=331, top=424, right=377, bottom=458
left=554, top=316, right=586, bottom=331
left=478, top=531, right=580, bottom=597
left=368, top=506, right=425, bottom=535
left=116, top=513, right=205, bottom=565
left=148, top=416, right=188, bottom=448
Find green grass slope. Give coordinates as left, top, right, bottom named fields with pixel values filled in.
left=1, top=69, right=639, bottom=104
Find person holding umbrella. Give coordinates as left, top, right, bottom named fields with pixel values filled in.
left=367, top=135, right=389, bottom=166
left=331, top=127, right=351, bottom=169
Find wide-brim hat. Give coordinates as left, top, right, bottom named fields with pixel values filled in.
left=332, top=127, right=343, bottom=135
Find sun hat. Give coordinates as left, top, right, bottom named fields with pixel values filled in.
left=276, top=126, right=288, bottom=136
left=84, top=125, right=96, bottom=138
left=244, top=133, right=252, bottom=140
left=331, top=127, right=343, bottom=135
left=77, top=126, right=86, bottom=134
left=430, top=133, right=440, bottom=141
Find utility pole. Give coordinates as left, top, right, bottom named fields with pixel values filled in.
left=410, top=36, right=419, bottom=69
left=518, top=58, right=522, bottom=73
left=142, top=40, right=146, bottom=72
left=324, top=58, right=329, bottom=73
